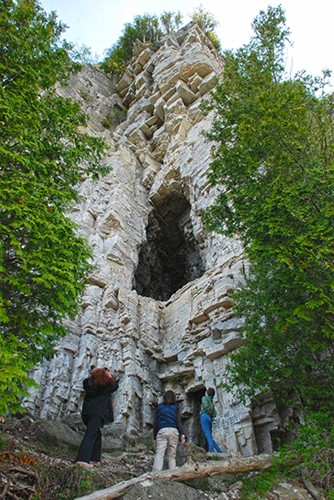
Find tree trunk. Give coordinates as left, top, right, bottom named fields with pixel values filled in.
left=75, top=454, right=273, bottom=500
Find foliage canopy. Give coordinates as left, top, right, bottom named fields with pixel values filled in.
left=101, top=7, right=221, bottom=75
left=204, top=6, right=334, bottom=413
left=0, top=0, right=107, bottom=414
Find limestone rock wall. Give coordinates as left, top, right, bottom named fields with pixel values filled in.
left=25, top=23, right=283, bottom=457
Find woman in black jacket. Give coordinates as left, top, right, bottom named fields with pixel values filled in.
left=75, top=367, right=119, bottom=467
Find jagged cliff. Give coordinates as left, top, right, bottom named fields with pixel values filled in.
left=24, top=23, right=288, bottom=458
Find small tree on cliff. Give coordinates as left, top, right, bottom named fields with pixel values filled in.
left=101, top=13, right=163, bottom=75
left=204, top=6, right=334, bottom=413
left=160, top=10, right=183, bottom=34
left=0, top=0, right=107, bottom=414
left=191, top=5, right=221, bottom=52
left=101, top=7, right=220, bottom=76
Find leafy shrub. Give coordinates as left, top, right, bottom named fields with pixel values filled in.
left=277, top=412, right=334, bottom=496
left=239, top=468, right=282, bottom=499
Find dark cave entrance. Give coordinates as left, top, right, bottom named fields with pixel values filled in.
left=186, top=388, right=207, bottom=449
left=133, top=190, right=205, bottom=301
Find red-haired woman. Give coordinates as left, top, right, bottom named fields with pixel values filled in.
left=75, top=367, right=119, bottom=467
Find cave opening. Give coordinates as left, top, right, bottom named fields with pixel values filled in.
left=133, top=190, right=205, bottom=301
left=185, top=388, right=207, bottom=449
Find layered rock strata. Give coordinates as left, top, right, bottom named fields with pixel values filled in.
left=25, top=23, right=287, bottom=457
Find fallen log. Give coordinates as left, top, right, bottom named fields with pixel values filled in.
left=75, top=454, right=273, bottom=500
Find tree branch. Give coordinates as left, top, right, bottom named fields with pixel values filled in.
left=75, top=454, right=273, bottom=500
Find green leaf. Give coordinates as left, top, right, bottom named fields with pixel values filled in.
left=205, top=5, right=334, bottom=414
left=0, top=0, right=108, bottom=414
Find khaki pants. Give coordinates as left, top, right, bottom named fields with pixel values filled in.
left=152, top=427, right=179, bottom=471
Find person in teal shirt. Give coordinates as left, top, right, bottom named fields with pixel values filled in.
left=200, top=387, right=222, bottom=453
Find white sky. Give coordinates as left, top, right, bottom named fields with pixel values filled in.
left=40, top=0, right=333, bottom=83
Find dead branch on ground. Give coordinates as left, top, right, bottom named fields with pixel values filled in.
left=75, top=454, right=273, bottom=500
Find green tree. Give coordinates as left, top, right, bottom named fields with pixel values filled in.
left=160, top=10, right=183, bottom=34
left=191, top=5, right=221, bottom=52
left=101, top=7, right=221, bottom=76
left=101, top=13, right=162, bottom=75
left=191, top=4, right=218, bottom=32
left=204, top=6, right=334, bottom=412
left=0, top=0, right=107, bottom=414
left=70, top=43, right=100, bottom=65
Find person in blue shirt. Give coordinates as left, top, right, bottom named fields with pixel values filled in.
left=152, top=390, right=186, bottom=471
left=200, top=387, right=222, bottom=453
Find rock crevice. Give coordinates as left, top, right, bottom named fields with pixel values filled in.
left=25, top=23, right=288, bottom=459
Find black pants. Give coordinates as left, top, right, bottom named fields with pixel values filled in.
left=76, top=414, right=104, bottom=463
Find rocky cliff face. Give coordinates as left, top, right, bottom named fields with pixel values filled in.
left=24, top=23, right=288, bottom=457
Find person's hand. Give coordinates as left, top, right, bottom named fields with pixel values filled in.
left=180, top=434, right=186, bottom=444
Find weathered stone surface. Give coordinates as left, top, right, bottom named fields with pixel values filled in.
left=271, top=482, right=314, bottom=499
left=36, top=420, right=82, bottom=449
left=24, top=22, right=288, bottom=460
left=122, top=478, right=205, bottom=500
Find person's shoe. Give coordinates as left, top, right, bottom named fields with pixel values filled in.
left=90, top=461, right=101, bottom=467
left=76, top=461, right=93, bottom=468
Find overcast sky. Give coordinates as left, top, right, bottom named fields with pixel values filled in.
left=40, top=0, right=333, bottom=83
